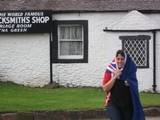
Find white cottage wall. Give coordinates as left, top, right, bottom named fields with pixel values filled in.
left=0, top=34, right=50, bottom=87
left=52, top=12, right=154, bottom=91
left=147, top=13, right=160, bottom=92
left=156, top=31, right=160, bottom=92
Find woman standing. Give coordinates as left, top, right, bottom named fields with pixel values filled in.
left=102, top=50, right=145, bottom=120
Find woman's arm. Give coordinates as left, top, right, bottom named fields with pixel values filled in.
left=102, top=69, right=122, bottom=92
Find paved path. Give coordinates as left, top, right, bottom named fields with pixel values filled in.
left=146, top=117, right=160, bottom=120
left=84, top=117, right=160, bottom=120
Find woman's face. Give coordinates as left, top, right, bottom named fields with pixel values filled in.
left=116, top=54, right=125, bottom=69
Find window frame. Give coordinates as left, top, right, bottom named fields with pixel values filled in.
left=120, top=35, right=150, bottom=68
left=58, top=24, right=84, bottom=59
left=52, top=20, right=88, bottom=63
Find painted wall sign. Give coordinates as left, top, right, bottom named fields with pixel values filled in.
left=0, top=11, right=51, bottom=33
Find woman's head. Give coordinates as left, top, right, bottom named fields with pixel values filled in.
left=116, top=50, right=126, bottom=69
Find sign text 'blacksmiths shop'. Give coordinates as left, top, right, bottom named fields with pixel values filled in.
left=0, top=11, right=51, bottom=33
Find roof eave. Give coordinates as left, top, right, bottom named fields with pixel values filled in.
left=103, top=28, right=160, bottom=32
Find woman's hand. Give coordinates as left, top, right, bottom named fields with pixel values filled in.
left=113, top=68, right=123, bottom=79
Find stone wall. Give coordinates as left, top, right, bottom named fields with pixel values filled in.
left=0, top=107, right=160, bottom=120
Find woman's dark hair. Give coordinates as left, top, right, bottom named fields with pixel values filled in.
left=116, top=50, right=125, bottom=58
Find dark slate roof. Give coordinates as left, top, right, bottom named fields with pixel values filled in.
left=1, top=0, right=160, bottom=12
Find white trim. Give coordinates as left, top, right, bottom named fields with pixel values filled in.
left=59, top=55, right=83, bottom=59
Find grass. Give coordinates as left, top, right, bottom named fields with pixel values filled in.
left=0, top=81, right=104, bottom=112
left=141, top=92, right=160, bottom=107
left=0, top=81, right=160, bottom=112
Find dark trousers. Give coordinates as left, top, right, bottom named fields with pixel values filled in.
left=105, top=102, right=133, bottom=120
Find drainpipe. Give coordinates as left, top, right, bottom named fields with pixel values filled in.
left=152, top=30, right=157, bottom=92
left=49, top=32, right=53, bottom=83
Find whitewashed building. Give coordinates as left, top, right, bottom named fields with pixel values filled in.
left=0, top=0, right=160, bottom=92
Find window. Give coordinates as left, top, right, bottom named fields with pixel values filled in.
left=52, top=20, right=88, bottom=63
left=58, top=24, right=83, bottom=59
left=120, top=35, right=150, bottom=68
